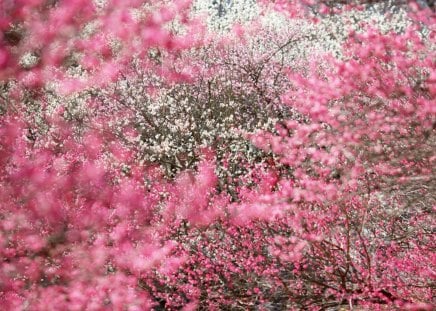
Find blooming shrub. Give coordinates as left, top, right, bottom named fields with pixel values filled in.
left=0, top=0, right=203, bottom=90
left=0, top=113, right=229, bottom=309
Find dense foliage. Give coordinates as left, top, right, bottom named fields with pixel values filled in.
left=0, top=0, right=434, bottom=310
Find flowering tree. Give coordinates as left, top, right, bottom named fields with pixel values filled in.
left=0, top=1, right=223, bottom=309
left=1, top=0, right=435, bottom=310
left=138, top=3, right=435, bottom=310
left=234, top=3, right=435, bottom=309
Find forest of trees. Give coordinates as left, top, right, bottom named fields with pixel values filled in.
left=0, top=0, right=434, bottom=310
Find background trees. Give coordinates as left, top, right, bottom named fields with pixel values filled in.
left=0, top=0, right=434, bottom=310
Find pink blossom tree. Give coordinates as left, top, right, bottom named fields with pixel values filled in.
left=241, top=2, right=435, bottom=309
left=0, top=1, right=223, bottom=309
left=138, top=2, right=435, bottom=310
